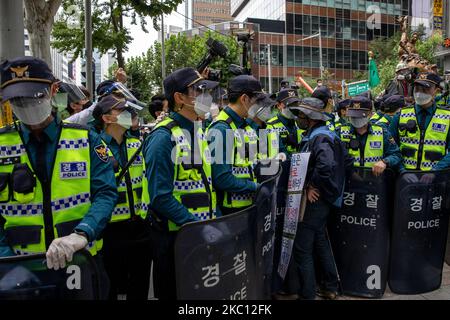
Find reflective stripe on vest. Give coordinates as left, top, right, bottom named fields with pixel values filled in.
left=398, top=106, right=450, bottom=171
left=105, top=137, right=147, bottom=223
left=211, top=110, right=257, bottom=209
left=266, top=115, right=304, bottom=157
left=0, top=125, right=102, bottom=256
left=147, top=118, right=216, bottom=231
left=339, top=124, right=384, bottom=168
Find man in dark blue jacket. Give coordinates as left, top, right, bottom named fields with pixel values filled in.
left=290, top=97, right=353, bottom=300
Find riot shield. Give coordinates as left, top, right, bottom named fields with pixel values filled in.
left=174, top=165, right=281, bottom=300
left=0, top=250, right=101, bottom=300
left=446, top=221, right=450, bottom=266
left=328, top=167, right=394, bottom=298
left=389, top=169, right=450, bottom=294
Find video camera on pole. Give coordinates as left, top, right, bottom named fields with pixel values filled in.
left=196, top=38, right=228, bottom=81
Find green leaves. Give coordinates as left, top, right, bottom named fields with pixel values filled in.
left=51, top=0, right=183, bottom=65
left=122, top=31, right=241, bottom=106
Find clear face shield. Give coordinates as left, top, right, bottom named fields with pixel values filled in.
left=8, top=88, right=53, bottom=126
left=110, top=82, right=146, bottom=110
left=54, top=80, right=87, bottom=112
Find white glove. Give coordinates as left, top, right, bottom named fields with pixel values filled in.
left=46, top=233, right=88, bottom=270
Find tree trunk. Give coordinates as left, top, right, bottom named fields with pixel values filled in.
left=24, top=0, right=62, bottom=66
left=110, top=1, right=125, bottom=68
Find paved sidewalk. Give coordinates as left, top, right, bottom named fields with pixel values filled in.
left=338, top=263, right=450, bottom=300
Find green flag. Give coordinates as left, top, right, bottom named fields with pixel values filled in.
left=368, top=58, right=380, bottom=88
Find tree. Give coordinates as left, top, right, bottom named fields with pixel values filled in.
left=24, top=0, right=63, bottom=65
left=52, top=0, right=183, bottom=68
left=120, top=31, right=241, bottom=103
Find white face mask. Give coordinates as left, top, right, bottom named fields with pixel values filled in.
left=194, top=93, right=213, bottom=117
left=116, top=110, right=133, bottom=130
left=397, top=75, right=405, bottom=81
left=257, top=106, right=273, bottom=122
left=51, top=93, right=68, bottom=112
left=10, top=97, right=53, bottom=125
left=349, top=117, right=369, bottom=129
left=247, top=104, right=260, bottom=118
left=281, top=107, right=296, bottom=120
left=414, top=92, right=433, bottom=106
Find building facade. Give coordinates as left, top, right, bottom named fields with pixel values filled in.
left=192, top=0, right=233, bottom=27
left=158, top=24, right=184, bottom=43
left=231, top=0, right=411, bottom=91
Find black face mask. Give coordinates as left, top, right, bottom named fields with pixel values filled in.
left=297, top=117, right=309, bottom=130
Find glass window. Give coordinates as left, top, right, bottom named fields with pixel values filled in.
left=287, top=46, right=294, bottom=67
left=303, top=47, right=311, bottom=68
left=328, top=18, right=336, bottom=38
left=312, top=47, right=320, bottom=68
left=295, top=46, right=303, bottom=67
left=303, top=15, right=311, bottom=36
left=343, top=19, right=351, bottom=40
left=336, top=19, right=343, bottom=39
left=312, top=16, right=320, bottom=34
left=352, top=51, right=359, bottom=69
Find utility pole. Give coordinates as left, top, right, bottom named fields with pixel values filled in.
left=0, top=0, right=24, bottom=62
left=85, top=0, right=93, bottom=95
left=185, top=0, right=189, bottom=30
left=161, top=14, right=166, bottom=88
left=267, top=44, right=272, bottom=94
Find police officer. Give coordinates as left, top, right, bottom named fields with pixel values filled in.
left=207, top=75, right=262, bottom=215
left=289, top=97, right=353, bottom=300
left=373, top=95, right=405, bottom=127
left=266, top=88, right=304, bottom=158
left=389, top=72, right=450, bottom=171
left=338, top=96, right=402, bottom=175
left=334, top=98, right=351, bottom=130
left=246, top=93, right=276, bottom=131
left=92, top=95, right=152, bottom=300
left=311, top=85, right=336, bottom=131
left=0, top=57, right=117, bottom=282
left=143, top=67, right=218, bottom=299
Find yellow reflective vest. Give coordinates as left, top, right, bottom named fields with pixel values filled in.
left=104, top=136, right=148, bottom=223
left=398, top=106, right=450, bottom=170
left=0, top=123, right=103, bottom=255
left=142, top=117, right=216, bottom=231
left=211, top=110, right=257, bottom=209
left=339, top=124, right=384, bottom=168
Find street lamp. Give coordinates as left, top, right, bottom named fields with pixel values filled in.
left=297, top=27, right=323, bottom=80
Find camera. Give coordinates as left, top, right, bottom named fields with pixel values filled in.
left=207, top=69, right=222, bottom=82
left=196, top=38, right=228, bottom=74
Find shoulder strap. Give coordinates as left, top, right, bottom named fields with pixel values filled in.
left=62, top=122, right=89, bottom=131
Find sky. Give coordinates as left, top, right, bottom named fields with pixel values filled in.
left=123, top=1, right=189, bottom=60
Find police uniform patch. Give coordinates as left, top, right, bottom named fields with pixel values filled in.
left=132, top=155, right=143, bottom=166
left=389, top=137, right=396, bottom=145
left=94, top=145, right=109, bottom=162
left=0, top=156, right=20, bottom=166
left=370, top=141, right=382, bottom=149
left=60, top=162, right=87, bottom=179
left=432, top=123, right=446, bottom=132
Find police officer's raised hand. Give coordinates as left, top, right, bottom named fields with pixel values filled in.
left=46, top=233, right=88, bottom=270
left=307, top=185, right=320, bottom=203
left=372, top=160, right=387, bottom=177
